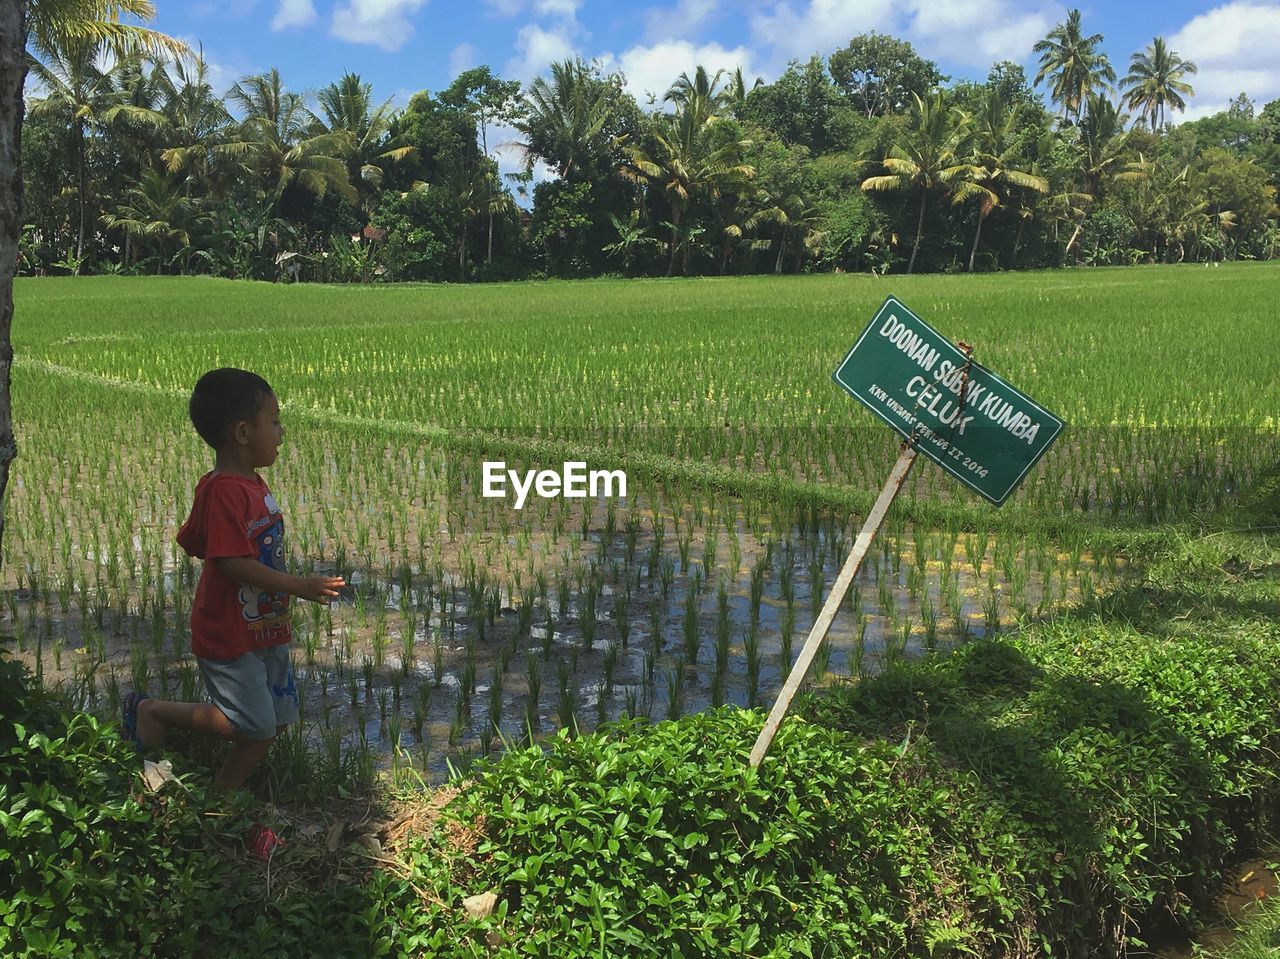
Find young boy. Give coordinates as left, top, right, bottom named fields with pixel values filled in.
left=124, top=368, right=345, bottom=792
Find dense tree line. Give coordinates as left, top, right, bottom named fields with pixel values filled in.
left=18, top=10, right=1280, bottom=281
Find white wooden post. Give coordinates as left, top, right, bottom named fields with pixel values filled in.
left=748, top=442, right=918, bottom=767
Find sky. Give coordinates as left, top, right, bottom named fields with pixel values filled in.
left=139, top=0, right=1280, bottom=185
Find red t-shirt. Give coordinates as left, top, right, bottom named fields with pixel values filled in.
left=177, top=472, right=291, bottom=659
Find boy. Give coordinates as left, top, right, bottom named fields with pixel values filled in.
left=124, top=368, right=345, bottom=792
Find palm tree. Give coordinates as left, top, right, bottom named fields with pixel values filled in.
left=515, top=58, right=611, bottom=179
left=723, top=66, right=762, bottom=119
left=28, top=35, right=113, bottom=264
left=1048, top=92, right=1131, bottom=258
left=1121, top=37, right=1196, bottom=131
left=314, top=72, right=409, bottom=213
left=220, top=69, right=354, bottom=206
left=439, top=156, right=511, bottom=280
left=1007, top=129, right=1088, bottom=267
left=622, top=105, right=754, bottom=275
left=665, top=65, right=728, bottom=125
left=100, top=167, right=207, bottom=272
left=963, top=92, right=1049, bottom=271
left=29, top=35, right=163, bottom=263
left=746, top=187, right=826, bottom=274
left=28, top=0, right=188, bottom=61
left=1078, top=93, right=1130, bottom=198
left=1033, top=9, right=1116, bottom=124
left=861, top=92, right=975, bottom=274
left=157, top=54, right=234, bottom=196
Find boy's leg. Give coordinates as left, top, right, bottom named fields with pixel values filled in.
left=213, top=727, right=285, bottom=792
left=136, top=699, right=239, bottom=744
left=135, top=699, right=278, bottom=791
left=136, top=698, right=280, bottom=791
left=137, top=650, right=286, bottom=791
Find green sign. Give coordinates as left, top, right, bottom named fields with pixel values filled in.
left=833, top=295, right=1064, bottom=505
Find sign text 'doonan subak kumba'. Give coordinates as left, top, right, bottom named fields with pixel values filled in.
left=833, top=296, right=1064, bottom=505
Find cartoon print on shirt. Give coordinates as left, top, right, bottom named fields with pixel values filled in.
left=241, top=511, right=289, bottom=632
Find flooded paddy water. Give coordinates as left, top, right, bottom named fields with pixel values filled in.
left=3, top=457, right=1119, bottom=785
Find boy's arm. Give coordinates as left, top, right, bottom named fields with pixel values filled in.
left=216, top=556, right=345, bottom=604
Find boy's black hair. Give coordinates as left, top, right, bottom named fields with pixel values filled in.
left=189, top=368, right=275, bottom=449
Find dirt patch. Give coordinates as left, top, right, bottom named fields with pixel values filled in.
left=1144, top=852, right=1279, bottom=958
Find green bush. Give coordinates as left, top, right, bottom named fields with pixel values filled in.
left=0, top=653, right=226, bottom=957
left=443, top=710, right=1033, bottom=957
left=802, top=626, right=1280, bottom=952
left=0, top=650, right=457, bottom=958
left=419, top=617, right=1280, bottom=957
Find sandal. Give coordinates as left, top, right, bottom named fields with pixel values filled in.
left=122, top=691, right=152, bottom=750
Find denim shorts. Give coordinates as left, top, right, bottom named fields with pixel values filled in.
left=197, top=644, right=299, bottom=741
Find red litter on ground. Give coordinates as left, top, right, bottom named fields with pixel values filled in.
left=246, top=824, right=286, bottom=860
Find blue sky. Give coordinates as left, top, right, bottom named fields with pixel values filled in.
left=145, top=0, right=1280, bottom=182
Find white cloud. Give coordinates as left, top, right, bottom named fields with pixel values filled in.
left=449, top=42, right=478, bottom=78
left=749, top=0, right=895, bottom=64
left=642, top=0, right=719, bottom=42
left=484, top=0, right=578, bottom=17
left=330, top=0, right=428, bottom=52
left=611, top=39, right=757, bottom=107
left=1169, top=2, right=1280, bottom=119
left=535, top=0, right=580, bottom=16
left=904, top=0, right=1053, bottom=69
left=192, top=0, right=258, bottom=16
left=271, top=0, right=317, bottom=31
left=506, top=23, right=579, bottom=80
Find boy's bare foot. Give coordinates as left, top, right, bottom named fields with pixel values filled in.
left=135, top=699, right=168, bottom=747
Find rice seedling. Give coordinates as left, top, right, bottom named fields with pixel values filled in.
left=744, top=624, right=762, bottom=706
left=681, top=589, right=700, bottom=665
left=779, top=604, right=796, bottom=680
left=413, top=683, right=432, bottom=743
left=664, top=660, right=685, bottom=720
left=524, top=652, right=542, bottom=727
left=555, top=660, right=576, bottom=733
left=714, top=583, right=731, bottom=674
left=810, top=631, right=829, bottom=682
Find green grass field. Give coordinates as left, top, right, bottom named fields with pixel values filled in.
left=6, top=264, right=1279, bottom=770
left=6, top=265, right=1280, bottom=958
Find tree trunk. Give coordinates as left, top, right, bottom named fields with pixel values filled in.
left=1012, top=216, right=1026, bottom=268
left=75, top=119, right=87, bottom=267
left=774, top=233, right=785, bottom=275
left=666, top=206, right=680, bottom=277
left=0, top=0, right=26, bottom=582
left=1065, top=219, right=1084, bottom=256
left=907, top=191, right=926, bottom=275
left=487, top=210, right=494, bottom=266
left=458, top=224, right=467, bottom=281
left=968, top=212, right=985, bottom=273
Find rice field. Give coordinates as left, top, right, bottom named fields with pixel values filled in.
left=6, top=264, right=1277, bottom=782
